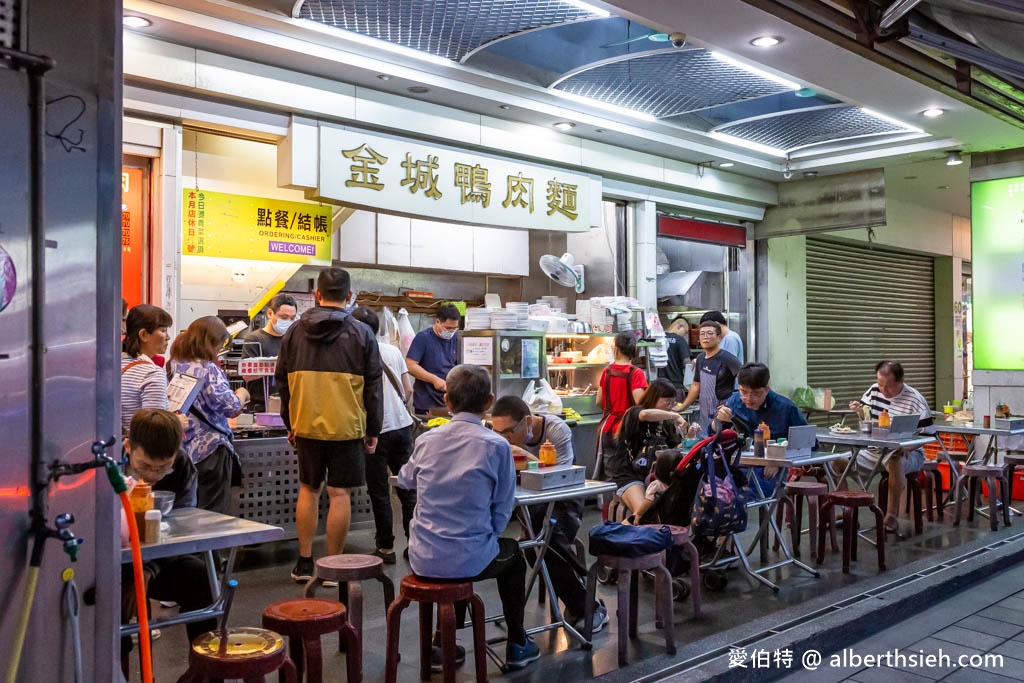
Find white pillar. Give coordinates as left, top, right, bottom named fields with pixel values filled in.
left=633, top=199, right=658, bottom=311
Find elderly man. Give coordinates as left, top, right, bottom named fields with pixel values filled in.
left=397, top=365, right=540, bottom=671
left=849, top=360, right=934, bottom=532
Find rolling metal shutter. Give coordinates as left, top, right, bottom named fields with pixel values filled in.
left=806, top=238, right=935, bottom=409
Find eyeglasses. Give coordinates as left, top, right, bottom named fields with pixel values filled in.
left=495, top=416, right=528, bottom=438
left=698, top=331, right=719, bottom=338
left=131, top=460, right=174, bottom=478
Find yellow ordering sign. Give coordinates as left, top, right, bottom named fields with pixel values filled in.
left=182, top=189, right=332, bottom=265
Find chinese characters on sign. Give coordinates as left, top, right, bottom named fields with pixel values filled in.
left=312, top=128, right=596, bottom=232
left=181, top=189, right=332, bottom=265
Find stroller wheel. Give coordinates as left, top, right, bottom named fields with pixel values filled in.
left=671, top=577, right=690, bottom=602
left=597, top=566, right=618, bottom=585
left=703, top=571, right=728, bottom=592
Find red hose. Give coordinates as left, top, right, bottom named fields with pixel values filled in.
left=120, top=492, right=153, bottom=683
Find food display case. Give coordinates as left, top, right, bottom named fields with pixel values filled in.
left=458, top=330, right=547, bottom=400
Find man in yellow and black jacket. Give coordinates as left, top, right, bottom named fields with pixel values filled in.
left=276, top=267, right=384, bottom=583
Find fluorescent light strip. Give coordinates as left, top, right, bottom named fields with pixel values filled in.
left=562, top=0, right=610, bottom=17
left=860, top=108, right=923, bottom=134
left=709, top=51, right=801, bottom=91
left=551, top=90, right=659, bottom=122
left=709, top=131, right=788, bottom=157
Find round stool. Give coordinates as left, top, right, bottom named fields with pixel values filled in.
left=305, top=554, right=396, bottom=652
left=176, top=627, right=297, bottom=683
left=384, top=575, right=488, bottom=683
left=262, top=598, right=360, bottom=683
left=955, top=464, right=1010, bottom=531
left=641, top=524, right=703, bottom=618
left=779, top=481, right=832, bottom=559
left=817, top=490, right=886, bottom=574
left=921, top=460, right=944, bottom=522
left=879, top=471, right=924, bottom=535
left=1002, top=453, right=1024, bottom=520
left=583, top=552, right=676, bottom=666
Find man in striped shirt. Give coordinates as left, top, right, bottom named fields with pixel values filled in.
left=848, top=360, right=934, bottom=532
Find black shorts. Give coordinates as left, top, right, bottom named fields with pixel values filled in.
left=295, top=437, right=366, bottom=488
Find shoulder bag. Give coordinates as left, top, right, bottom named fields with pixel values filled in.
left=381, top=362, right=427, bottom=438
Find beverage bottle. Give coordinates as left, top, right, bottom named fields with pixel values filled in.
left=879, top=410, right=891, bottom=428
left=129, top=480, right=154, bottom=543
left=754, top=429, right=765, bottom=458
left=758, top=421, right=771, bottom=442
left=539, top=440, right=557, bottom=467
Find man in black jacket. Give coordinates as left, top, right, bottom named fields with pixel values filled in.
left=276, top=267, right=384, bottom=582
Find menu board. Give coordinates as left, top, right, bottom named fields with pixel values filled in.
left=972, top=176, right=1024, bottom=369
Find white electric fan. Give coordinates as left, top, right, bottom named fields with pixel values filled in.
left=539, top=252, right=585, bottom=293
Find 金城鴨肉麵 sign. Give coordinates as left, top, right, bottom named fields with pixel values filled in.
left=308, top=127, right=598, bottom=232
left=182, top=189, right=333, bottom=264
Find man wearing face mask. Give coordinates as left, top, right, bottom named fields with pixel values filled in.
left=243, top=294, right=298, bottom=412
left=406, top=304, right=461, bottom=415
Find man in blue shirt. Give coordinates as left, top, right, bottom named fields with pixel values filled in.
left=716, top=362, right=809, bottom=495
left=406, top=304, right=460, bottom=414
left=396, top=364, right=540, bottom=671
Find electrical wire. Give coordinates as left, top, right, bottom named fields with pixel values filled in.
left=120, top=492, right=153, bottom=683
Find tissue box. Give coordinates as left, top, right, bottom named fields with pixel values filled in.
left=871, top=426, right=890, bottom=440
left=255, top=412, right=285, bottom=427
left=766, top=444, right=787, bottom=460
left=994, top=417, right=1024, bottom=431
left=518, top=465, right=585, bottom=491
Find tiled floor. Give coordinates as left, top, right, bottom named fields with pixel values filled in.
left=129, top=498, right=1024, bottom=682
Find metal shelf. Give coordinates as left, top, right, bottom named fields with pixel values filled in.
left=548, top=363, right=610, bottom=369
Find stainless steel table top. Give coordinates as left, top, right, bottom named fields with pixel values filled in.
left=931, top=423, right=1024, bottom=437
left=514, top=479, right=616, bottom=505
left=739, top=451, right=850, bottom=469
left=120, top=508, right=285, bottom=563
left=814, top=430, right=935, bottom=451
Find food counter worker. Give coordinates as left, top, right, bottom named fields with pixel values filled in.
left=242, top=294, right=297, bottom=413
left=405, top=304, right=460, bottom=415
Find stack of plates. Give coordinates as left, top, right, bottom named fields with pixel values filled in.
left=490, top=311, right=519, bottom=330
left=465, top=308, right=491, bottom=330
left=538, top=296, right=568, bottom=313
left=506, top=302, right=530, bottom=329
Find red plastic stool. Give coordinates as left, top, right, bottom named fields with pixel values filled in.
left=384, top=575, right=488, bottom=683
left=176, top=627, right=298, bottom=683
left=921, top=461, right=944, bottom=522
left=817, top=490, right=886, bottom=574
left=879, top=471, right=924, bottom=535
left=262, top=598, right=360, bottom=683
left=777, top=481, right=833, bottom=559
left=305, top=554, right=395, bottom=651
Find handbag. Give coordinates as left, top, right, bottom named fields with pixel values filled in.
left=381, top=361, right=427, bottom=438
left=690, top=439, right=750, bottom=536
left=629, top=429, right=667, bottom=481
left=588, top=522, right=673, bottom=558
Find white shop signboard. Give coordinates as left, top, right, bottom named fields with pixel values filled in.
left=307, top=126, right=600, bottom=232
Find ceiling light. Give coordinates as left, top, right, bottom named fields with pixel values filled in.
left=922, top=108, right=945, bottom=118
left=750, top=36, right=781, bottom=47
left=709, top=131, right=788, bottom=157
left=553, top=121, right=576, bottom=131
left=938, top=185, right=950, bottom=190
left=710, top=52, right=801, bottom=90
left=803, top=171, right=819, bottom=178
left=407, top=86, right=430, bottom=94
left=376, top=74, right=391, bottom=81
left=550, top=90, right=658, bottom=122
left=122, top=16, right=152, bottom=28
left=860, top=108, right=922, bottom=134
left=718, top=162, right=735, bottom=168
left=498, top=104, right=510, bottom=110
left=594, top=128, right=607, bottom=133
left=561, top=0, right=611, bottom=18
left=946, top=150, right=963, bottom=166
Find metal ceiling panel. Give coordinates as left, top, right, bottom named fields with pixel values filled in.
left=715, top=105, right=911, bottom=152
left=553, top=50, right=792, bottom=118
left=0, top=0, right=20, bottom=50
left=297, top=0, right=599, bottom=61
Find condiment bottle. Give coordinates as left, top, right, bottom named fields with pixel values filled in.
left=753, top=429, right=765, bottom=458
left=129, top=481, right=154, bottom=543
left=878, top=410, right=891, bottom=428
left=538, top=440, right=557, bottom=467
left=144, top=509, right=162, bottom=544
left=758, top=421, right=771, bottom=442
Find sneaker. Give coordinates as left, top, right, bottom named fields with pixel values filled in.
left=374, top=547, right=397, bottom=565
left=429, top=644, right=466, bottom=672
left=290, top=556, right=314, bottom=584
left=505, top=636, right=540, bottom=670
left=566, top=600, right=609, bottom=635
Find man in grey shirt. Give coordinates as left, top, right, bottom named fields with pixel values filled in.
left=491, top=396, right=609, bottom=633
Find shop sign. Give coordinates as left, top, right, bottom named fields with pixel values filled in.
left=309, top=128, right=596, bottom=232
left=181, top=189, right=332, bottom=265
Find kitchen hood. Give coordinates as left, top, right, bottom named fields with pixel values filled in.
left=656, top=270, right=724, bottom=310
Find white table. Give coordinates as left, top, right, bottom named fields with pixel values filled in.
left=119, top=508, right=284, bottom=636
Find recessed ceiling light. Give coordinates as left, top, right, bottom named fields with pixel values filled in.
left=922, top=108, right=945, bottom=118
left=718, top=162, right=735, bottom=168
left=553, top=121, right=576, bottom=131
left=750, top=36, right=782, bottom=47
left=498, top=104, right=510, bottom=110
left=407, top=86, right=430, bottom=94
left=938, top=185, right=950, bottom=190
left=376, top=74, right=391, bottom=81
left=123, top=16, right=152, bottom=28
left=594, top=128, right=607, bottom=133
left=946, top=150, right=963, bottom=166
left=803, top=171, right=818, bottom=178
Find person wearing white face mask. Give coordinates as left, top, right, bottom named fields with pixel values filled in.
left=406, top=304, right=461, bottom=415
left=243, top=294, right=298, bottom=412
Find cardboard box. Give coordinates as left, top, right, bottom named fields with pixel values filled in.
left=518, top=465, right=586, bottom=491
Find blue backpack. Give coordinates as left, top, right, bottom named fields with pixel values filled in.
left=588, top=522, right=674, bottom=558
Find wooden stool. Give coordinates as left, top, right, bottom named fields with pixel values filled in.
left=955, top=464, right=1010, bottom=531
left=583, top=552, right=676, bottom=667
left=641, top=524, right=703, bottom=618
left=817, top=490, right=886, bottom=574
left=777, top=481, right=833, bottom=559
left=879, top=471, right=924, bottom=535
left=262, top=598, right=360, bottom=683
left=384, top=575, right=488, bottom=683
left=1002, top=453, right=1024, bottom=519
left=921, top=460, right=944, bottom=521
left=305, top=554, right=395, bottom=651
left=176, top=627, right=298, bottom=683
